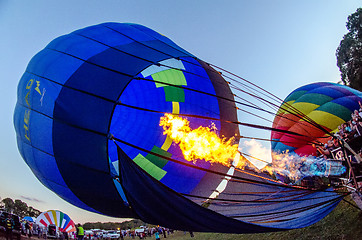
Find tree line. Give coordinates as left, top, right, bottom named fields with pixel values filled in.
left=83, top=219, right=148, bottom=230
left=0, top=197, right=41, bottom=218
left=0, top=197, right=148, bottom=230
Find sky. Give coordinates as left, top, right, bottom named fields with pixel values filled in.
left=0, top=0, right=360, bottom=224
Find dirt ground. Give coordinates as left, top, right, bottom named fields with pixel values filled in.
left=0, top=232, right=40, bottom=240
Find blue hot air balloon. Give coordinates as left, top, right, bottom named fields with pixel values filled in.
left=14, top=23, right=344, bottom=233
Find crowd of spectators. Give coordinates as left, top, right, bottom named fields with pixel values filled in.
left=316, top=101, right=362, bottom=160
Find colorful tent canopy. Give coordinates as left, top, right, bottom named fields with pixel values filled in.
left=23, top=216, right=35, bottom=222
left=36, top=210, right=75, bottom=233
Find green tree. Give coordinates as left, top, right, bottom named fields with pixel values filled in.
left=26, top=206, right=41, bottom=217
left=1, top=198, right=15, bottom=213
left=0, top=197, right=41, bottom=218
left=13, top=199, right=28, bottom=217
left=336, top=8, right=362, bottom=91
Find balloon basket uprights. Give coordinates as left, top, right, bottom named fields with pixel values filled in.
left=332, top=135, right=362, bottom=210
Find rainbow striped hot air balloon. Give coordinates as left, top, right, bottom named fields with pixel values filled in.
left=271, top=82, right=362, bottom=157
left=36, top=210, right=76, bottom=233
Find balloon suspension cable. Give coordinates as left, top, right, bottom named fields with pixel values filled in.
left=109, top=23, right=333, bottom=139
left=112, top=139, right=346, bottom=212
left=116, top=101, right=310, bottom=140
left=112, top=134, right=345, bottom=195
left=217, top=70, right=333, bottom=137
left=44, top=34, right=328, bottom=146
left=204, top=64, right=333, bottom=138
left=73, top=27, right=329, bottom=140
left=27, top=64, right=321, bottom=151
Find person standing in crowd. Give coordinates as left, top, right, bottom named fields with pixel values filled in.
left=4, top=213, right=14, bottom=240
left=37, top=225, right=42, bottom=238
left=93, top=231, right=98, bottom=240
left=25, top=221, right=32, bottom=238
left=76, top=224, right=85, bottom=240
left=63, top=231, right=69, bottom=240
left=154, top=231, right=160, bottom=240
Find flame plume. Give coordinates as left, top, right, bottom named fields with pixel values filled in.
left=262, top=151, right=346, bottom=182
left=159, top=113, right=238, bottom=166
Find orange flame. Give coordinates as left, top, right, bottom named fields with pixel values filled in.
left=159, top=114, right=238, bottom=166
left=159, top=114, right=345, bottom=183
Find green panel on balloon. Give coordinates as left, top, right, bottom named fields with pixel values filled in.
left=284, top=90, right=307, bottom=102
left=163, top=86, right=185, bottom=102
left=316, top=102, right=352, bottom=122
left=295, top=93, right=333, bottom=106
left=133, top=154, right=167, bottom=180
left=145, top=146, right=172, bottom=168
left=152, top=69, right=187, bottom=88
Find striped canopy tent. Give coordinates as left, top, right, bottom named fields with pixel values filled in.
left=36, top=210, right=75, bottom=233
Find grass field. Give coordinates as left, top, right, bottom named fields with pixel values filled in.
left=149, top=196, right=362, bottom=240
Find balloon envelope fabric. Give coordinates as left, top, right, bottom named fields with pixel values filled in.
left=15, top=23, right=344, bottom=233
left=36, top=210, right=75, bottom=233
left=14, top=23, right=238, bottom=218
left=271, top=82, right=362, bottom=157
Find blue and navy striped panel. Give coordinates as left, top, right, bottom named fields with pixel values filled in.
left=72, top=25, right=134, bottom=48
left=26, top=49, right=85, bottom=86
left=103, top=23, right=156, bottom=42
left=46, top=34, right=109, bottom=60
left=130, top=24, right=193, bottom=57
left=14, top=69, right=98, bottom=213
left=15, top=134, right=96, bottom=213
